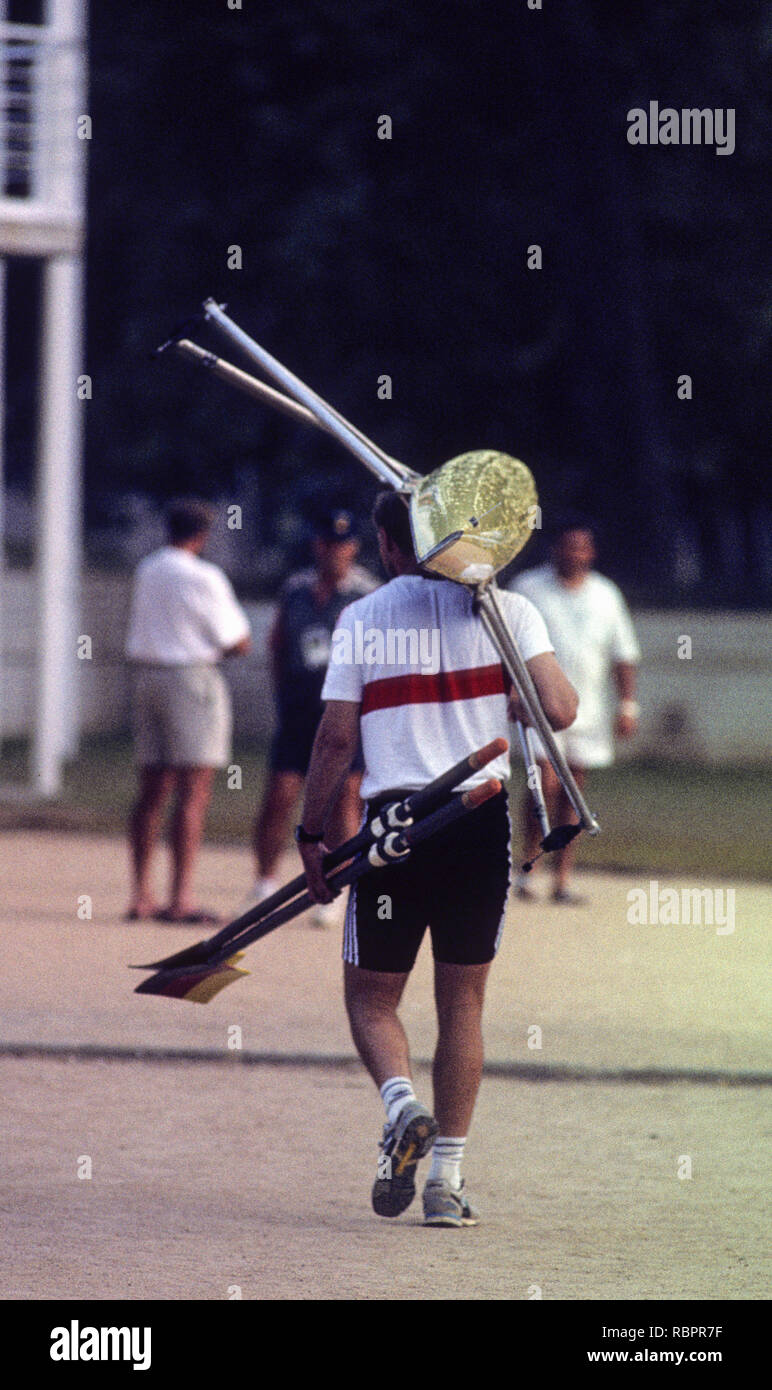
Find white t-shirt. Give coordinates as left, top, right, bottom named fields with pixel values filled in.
left=321, top=574, right=553, bottom=798
left=509, top=564, right=640, bottom=767
left=125, top=546, right=251, bottom=665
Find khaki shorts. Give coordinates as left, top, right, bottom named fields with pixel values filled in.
left=130, top=664, right=232, bottom=768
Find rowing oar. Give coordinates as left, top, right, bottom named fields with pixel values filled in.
left=134, top=778, right=502, bottom=1004
left=200, top=298, right=416, bottom=492
left=513, top=720, right=583, bottom=870
left=131, top=737, right=508, bottom=977
left=162, top=337, right=413, bottom=489
left=156, top=300, right=600, bottom=842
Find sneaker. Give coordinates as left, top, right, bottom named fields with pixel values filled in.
left=422, top=1177, right=479, bottom=1228
left=371, top=1103, right=439, bottom=1218
left=235, top=880, right=278, bottom=917
left=551, top=886, right=588, bottom=906
left=309, top=900, right=339, bottom=929
left=514, top=872, right=537, bottom=901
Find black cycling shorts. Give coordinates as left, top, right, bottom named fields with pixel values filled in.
left=343, top=788, right=511, bottom=972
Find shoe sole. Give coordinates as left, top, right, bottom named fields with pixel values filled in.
left=423, top=1210, right=479, bottom=1228
left=372, top=1113, right=439, bottom=1218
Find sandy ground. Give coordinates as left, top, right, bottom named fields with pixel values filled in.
left=0, top=830, right=769, bottom=1301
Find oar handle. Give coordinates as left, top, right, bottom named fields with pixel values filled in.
left=202, top=299, right=416, bottom=491
left=402, top=736, right=508, bottom=819
left=172, top=340, right=410, bottom=490
left=397, top=778, right=502, bottom=850
left=174, top=340, right=324, bottom=430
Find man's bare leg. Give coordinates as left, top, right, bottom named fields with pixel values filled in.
left=344, top=964, right=411, bottom=1085
left=253, top=770, right=303, bottom=880
left=166, top=765, right=216, bottom=917
left=128, top=765, right=176, bottom=917
left=432, top=960, right=491, bottom=1134
left=522, top=760, right=587, bottom=898
left=345, top=962, right=439, bottom=1218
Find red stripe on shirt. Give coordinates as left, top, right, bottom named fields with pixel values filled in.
left=360, top=663, right=508, bottom=715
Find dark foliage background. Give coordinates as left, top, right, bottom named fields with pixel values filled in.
left=6, top=0, right=770, bottom=601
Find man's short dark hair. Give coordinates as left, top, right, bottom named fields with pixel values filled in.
left=165, top=498, right=216, bottom=543
left=548, top=513, right=596, bottom=544
left=372, top=490, right=415, bottom=558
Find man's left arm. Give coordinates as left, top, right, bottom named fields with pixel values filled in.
left=612, top=661, right=639, bottom=738
left=297, top=700, right=361, bottom=902
left=609, top=588, right=641, bottom=738
left=199, top=568, right=252, bottom=656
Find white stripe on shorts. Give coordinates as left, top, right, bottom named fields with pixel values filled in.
left=493, top=797, right=513, bottom=956
left=343, top=805, right=369, bottom=967
left=343, top=880, right=359, bottom=966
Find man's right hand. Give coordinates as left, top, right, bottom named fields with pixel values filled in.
left=298, top=840, right=336, bottom=904
left=507, top=689, right=532, bottom=726
left=222, top=635, right=252, bottom=658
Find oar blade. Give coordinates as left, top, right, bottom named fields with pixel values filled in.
left=134, top=953, right=249, bottom=1004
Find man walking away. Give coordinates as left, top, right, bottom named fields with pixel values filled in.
left=297, top=492, right=578, bottom=1225
left=125, top=498, right=251, bottom=922
left=251, top=508, right=376, bottom=925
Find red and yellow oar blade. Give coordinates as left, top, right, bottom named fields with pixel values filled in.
left=134, top=953, right=249, bottom=1005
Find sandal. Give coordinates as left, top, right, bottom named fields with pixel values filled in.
left=154, top=907, right=222, bottom=925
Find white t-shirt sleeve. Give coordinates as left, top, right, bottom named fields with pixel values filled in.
left=195, top=568, right=251, bottom=650
left=321, top=603, right=364, bottom=703
left=509, top=572, right=535, bottom=599
left=124, top=570, right=144, bottom=658
left=498, top=590, right=554, bottom=661
left=607, top=586, right=641, bottom=663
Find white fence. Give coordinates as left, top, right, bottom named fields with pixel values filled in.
left=1, top=570, right=770, bottom=763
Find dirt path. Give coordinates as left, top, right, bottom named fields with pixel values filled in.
left=0, top=831, right=769, bottom=1300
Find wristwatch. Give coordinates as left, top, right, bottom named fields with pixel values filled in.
left=294, top=824, right=324, bottom=845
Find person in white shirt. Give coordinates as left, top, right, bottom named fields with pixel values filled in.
left=124, top=498, right=251, bottom=922
left=295, top=491, right=578, bottom=1228
left=509, top=520, right=641, bottom=903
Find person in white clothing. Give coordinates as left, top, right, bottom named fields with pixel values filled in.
left=124, top=498, right=251, bottom=922
left=295, top=490, right=578, bottom=1227
left=509, top=520, right=641, bottom=903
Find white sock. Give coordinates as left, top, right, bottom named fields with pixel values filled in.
left=380, top=1076, right=416, bottom=1128
left=255, top=876, right=279, bottom=902
left=429, top=1136, right=466, bottom=1190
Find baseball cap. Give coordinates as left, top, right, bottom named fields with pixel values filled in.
left=314, top=508, right=358, bottom=542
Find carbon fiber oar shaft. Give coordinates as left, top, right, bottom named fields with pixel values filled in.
left=133, top=737, right=508, bottom=972
left=209, top=778, right=502, bottom=961
left=135, top=781, right=501, bottom=998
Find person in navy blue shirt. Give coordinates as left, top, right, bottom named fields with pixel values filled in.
left=251, top=509, right=377, bottom=924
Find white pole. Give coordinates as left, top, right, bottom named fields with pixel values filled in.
left=32, top=252, right=84, bottom=793
left=0, top=261, right=5, bottom=763
left=32, top=0, right=86, bottom=793
left=0, top=1, right=8, bottom=766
